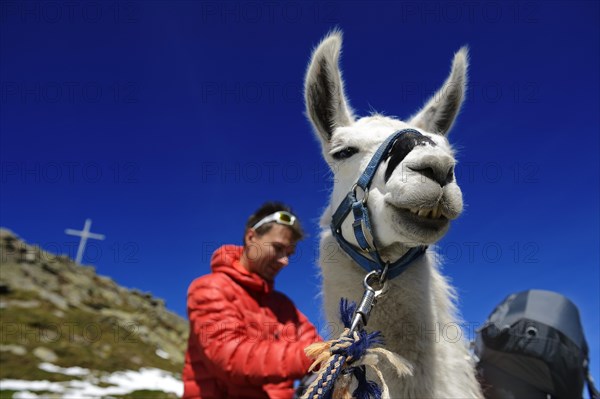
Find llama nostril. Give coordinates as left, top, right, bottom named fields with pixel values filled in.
left=409, top=166, right=436, bottom=183
left=409, top=165, right=454, bottom=187
left=445, top=166, right=455, bottom=185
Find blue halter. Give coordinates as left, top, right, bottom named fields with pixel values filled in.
left=330, top=129, right=428, bottom=280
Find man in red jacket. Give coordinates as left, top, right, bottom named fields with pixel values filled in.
left=182, top=202, right=321, bottom=399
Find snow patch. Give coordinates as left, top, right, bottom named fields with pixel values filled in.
left=39, top=362, right=90, bottom=376
left=0, top=367, right=183, bottom=398
left=14, top=392, right=45, bottom=399
left=0, top=380, right=63, bottom=392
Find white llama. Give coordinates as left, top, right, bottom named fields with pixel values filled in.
left=304, top=31, right=483, bottom=398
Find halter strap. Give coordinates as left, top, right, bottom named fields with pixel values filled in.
left=330, top=129, right=427, bottom=279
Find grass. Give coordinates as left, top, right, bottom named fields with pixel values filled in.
left=0, top=287, right=183, bottom=381
left=0, top=351, right=76, bottom=381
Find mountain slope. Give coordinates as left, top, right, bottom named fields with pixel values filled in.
left=0, top=228, right=188, bottom=398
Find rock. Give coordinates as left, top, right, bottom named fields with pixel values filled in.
left=0, top=281, right=10, bottom=294
left=100, top=308, right=136, bottom=324
left=23, top=247, right=38, bottom=263
left=42, top=262, right=61, bottom=276
left=151, top=297, right=165, bottom=307
left=56, top=254, right=71, bottom=264
left=33, top=347, right=58, bottom=363
left=4, top=299, right=41, bottom=308
left=0, top=228, right=18, bottom=241
left=0, top=344, right=27, bottom=355
left=38, top=290, right=69, bottom=310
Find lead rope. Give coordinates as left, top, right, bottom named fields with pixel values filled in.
left=300, top=271, right=412, bottom=399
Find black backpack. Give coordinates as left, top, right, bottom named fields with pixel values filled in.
left=475, top=289, right=598, bottom=399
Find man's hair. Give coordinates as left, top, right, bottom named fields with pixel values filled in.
left=244, top=202, right=304, bottom=245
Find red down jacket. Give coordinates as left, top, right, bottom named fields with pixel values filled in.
left=182, top=245, right=321, bottom=399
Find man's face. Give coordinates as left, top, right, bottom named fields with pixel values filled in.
left=245, top=224, right=297, bottom=282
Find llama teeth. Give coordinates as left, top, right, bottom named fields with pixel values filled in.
left=409, top=207, right=445, bottom=218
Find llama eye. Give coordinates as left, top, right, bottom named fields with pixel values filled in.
left=332, top=147, right=359, bottom=160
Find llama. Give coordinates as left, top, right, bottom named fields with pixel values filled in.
left=304, top=31, right=483, bottom=398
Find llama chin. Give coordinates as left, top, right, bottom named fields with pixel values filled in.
left=304, top=30, right=483, bottom=398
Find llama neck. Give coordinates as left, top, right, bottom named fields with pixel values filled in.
left=319, top=229, right=482, bottom=397
left=319, top=231, right=455, bottom=365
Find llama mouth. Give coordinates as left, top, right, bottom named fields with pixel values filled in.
left=386, top=203, right=450, bottom=230
left=406, top=206, right=446, bottom=220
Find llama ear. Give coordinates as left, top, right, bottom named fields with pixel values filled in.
left=304, top=30, right=355, bottom=143
left=409, top=47, right=469, bottom=136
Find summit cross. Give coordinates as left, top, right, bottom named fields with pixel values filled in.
left=65, top=219, right=105, bottom=264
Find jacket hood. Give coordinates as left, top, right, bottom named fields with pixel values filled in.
left=210, top=245, right=273, bottom=294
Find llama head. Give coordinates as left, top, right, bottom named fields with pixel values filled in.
left=305, top=31, right=468, bottom=256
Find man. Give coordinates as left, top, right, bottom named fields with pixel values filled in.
left=182, top=202, right=321, bottom=399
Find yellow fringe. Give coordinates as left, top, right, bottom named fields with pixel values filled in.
left=304, top=341, right=333, bottom=373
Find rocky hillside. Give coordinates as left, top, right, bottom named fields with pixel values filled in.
left=0, top=228, right=188, bottom=398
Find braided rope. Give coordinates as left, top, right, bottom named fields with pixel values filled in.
left=299, top=297, right=413, bottom=399
left=301, top=326, right=385, bottom=399
left=302, top=333, right=352, bottom=399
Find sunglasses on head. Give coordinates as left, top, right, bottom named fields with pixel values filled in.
left=252, top=211, right=297, bottom=230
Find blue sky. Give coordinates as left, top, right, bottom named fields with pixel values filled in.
left=1, top=0, right=598, bottom=386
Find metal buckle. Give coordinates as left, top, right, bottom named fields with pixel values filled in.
left=349, top=270, right=389, bottom=333
left=351, top=183, right=369, bottom=204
